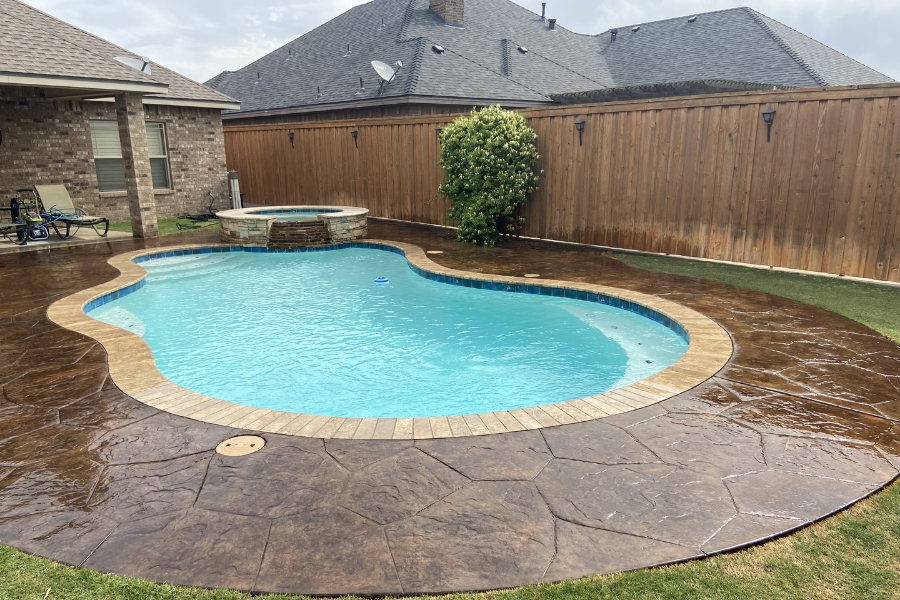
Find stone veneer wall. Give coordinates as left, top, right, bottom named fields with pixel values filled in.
left=0, top=85, right=229, bottom=223
left=325, top=213, right=367, bottom=242
left=219, top=214, right=272, bottom=246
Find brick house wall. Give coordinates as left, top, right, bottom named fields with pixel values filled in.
left=0, top=85, right=230, bottom=223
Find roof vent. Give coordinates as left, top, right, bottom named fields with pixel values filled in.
left=541, top=2, right=546, bottom=22
left=344, top=44, right=352, bottom=57
left=548, top=18, right=557, bottom=31
left=518, top=46, right=528, bottom=53
left=631, top=26, right=641, bottom=32
left=687, top=16, right=697, bottom=23
left=355, top=77, right=366, bottom=95
left=610, top=29, right=618, bottom=41
left=432, top=44, right=445, bottom=54
left=315, top=85, right=322, bottom=99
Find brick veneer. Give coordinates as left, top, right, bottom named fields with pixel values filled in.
left=0, top=86, right=229, bottom=223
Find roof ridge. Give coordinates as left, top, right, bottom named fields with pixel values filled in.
left=482, top=0, right=597, bottom=38
left=743, top=7, right=827, bottom=87
left=406, top=37, right=426, bottom=94
left=398, top=0, right=415, bottom=42
left=501, top=39, right=512, bottom=77
left=602, top=6, right=751, bottom=33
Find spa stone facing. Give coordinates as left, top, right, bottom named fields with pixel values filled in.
left=217, top=206, right=368, bottom=248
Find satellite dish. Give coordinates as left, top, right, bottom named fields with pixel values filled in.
left=114, top=56, right=151, bottom=74
left=371, top=60, right=396, bottom=82
left=372, top=60, right=402, bottom=95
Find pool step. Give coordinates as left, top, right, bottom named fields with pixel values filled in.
left=267, top=220, right=332, bottom=249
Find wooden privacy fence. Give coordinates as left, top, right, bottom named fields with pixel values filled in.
left=224, top=84, right=900, bottom=282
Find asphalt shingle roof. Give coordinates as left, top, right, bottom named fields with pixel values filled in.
left=747, top=9, right=891, bottom=87
left=1, top=0, right=237, bottom=105
left=206, top=1, right=895, bottom=116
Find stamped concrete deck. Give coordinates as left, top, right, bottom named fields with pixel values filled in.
left=1, top=221, right=899, bottom=596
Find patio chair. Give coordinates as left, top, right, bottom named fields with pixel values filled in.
left=34, top=185, right=109, bottom=240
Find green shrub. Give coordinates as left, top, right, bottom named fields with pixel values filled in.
left=436, top=106, right=541, bottom=246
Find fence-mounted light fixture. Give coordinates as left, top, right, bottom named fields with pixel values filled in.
left=574, top=120, right=586, bottom=146
left=761, top=109, right=776, bottom=142
left=435, top=126, right=443, bottom=135
left=350, top=129, right=359, bottom=148
left=287, top=131, right=294, bottom=148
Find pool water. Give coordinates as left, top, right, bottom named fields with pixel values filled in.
left=254, top=208, right=340, bottom=222
left=90, top=248, right=688, bottom=418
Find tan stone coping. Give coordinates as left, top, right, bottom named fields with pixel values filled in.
left=47, top=241, right=733, bottom=440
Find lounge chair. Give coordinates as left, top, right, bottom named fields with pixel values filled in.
left=34, top=185, right=109, bottom=239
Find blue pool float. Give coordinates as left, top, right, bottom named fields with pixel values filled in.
left=375, top=276, right=389, bottom=284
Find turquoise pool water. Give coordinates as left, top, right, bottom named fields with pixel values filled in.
left=89, top=248, right=688, bottom=418
left=253, top=208, right=340, bottom=222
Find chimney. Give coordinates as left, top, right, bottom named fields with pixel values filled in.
left=429, top=0, right=464, bottom=27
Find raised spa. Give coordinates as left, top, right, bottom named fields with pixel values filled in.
left=88, top=247, right=688, bottom=419
left=217, top=205, right=368, bottom=247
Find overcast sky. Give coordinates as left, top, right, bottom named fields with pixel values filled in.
left=23, top=0, right=900, bottom=84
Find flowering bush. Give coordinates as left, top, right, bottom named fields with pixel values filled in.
left=435, top=106, right=540, bottom=246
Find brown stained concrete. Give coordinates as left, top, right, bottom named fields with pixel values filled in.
left=0, top=221, right=899, bottom=596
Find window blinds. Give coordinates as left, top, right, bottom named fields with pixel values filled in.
left=89, top=121, right=171, bottom=191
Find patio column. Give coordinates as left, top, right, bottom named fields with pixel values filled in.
left=114, top=92, right=158, bottom=238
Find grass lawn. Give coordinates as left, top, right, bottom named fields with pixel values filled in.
left=613, top=253, right=900, bottom=343
left=2, top=254, right=899, bottom=600
left=109, top=217, right=219, bottom=237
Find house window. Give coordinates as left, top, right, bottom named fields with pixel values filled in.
left=89, top=121, right=171, bottom=191
left=146, top=123, right=171, bottom=189
left=89, top=121, right=126, bottom=192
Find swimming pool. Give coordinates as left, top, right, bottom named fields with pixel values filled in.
left=87, top=246, right=688, bottom=419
